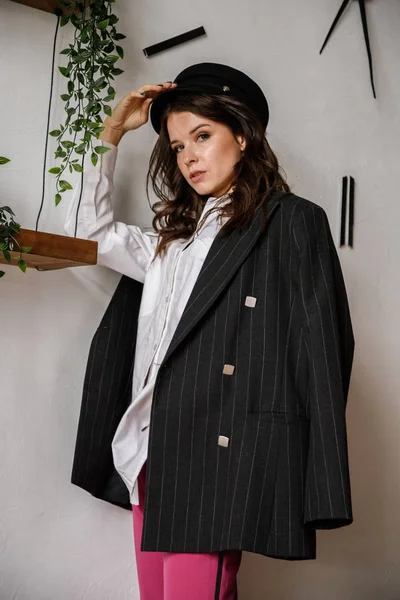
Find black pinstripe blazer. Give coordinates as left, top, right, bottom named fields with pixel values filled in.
left=71, top=191, right=355, bottom=560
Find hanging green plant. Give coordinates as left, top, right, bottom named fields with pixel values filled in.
left=49, top=0, right=126, bottom=206
left=0, top=157, right=32, bottom=278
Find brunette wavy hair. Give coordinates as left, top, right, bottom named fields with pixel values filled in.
left=145, top=92, right=291, bottom=260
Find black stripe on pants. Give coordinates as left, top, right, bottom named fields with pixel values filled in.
left=214, top=551, right=224, bottom=599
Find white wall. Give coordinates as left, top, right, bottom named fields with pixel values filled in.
left=1, top=0, right=399, bottom=598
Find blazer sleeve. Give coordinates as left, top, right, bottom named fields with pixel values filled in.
left=63, top=140, right=159, bottom=283
left=296, top=203, right=355, bottom=530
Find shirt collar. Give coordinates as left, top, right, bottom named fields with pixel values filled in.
left=206, top=191, right=232, bottom=206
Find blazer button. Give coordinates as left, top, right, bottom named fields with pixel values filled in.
left=223, top=364, right=235, bottom=375
left=245, top=296, right=257, bottom=307
left=218, top=435, right=229, bottom=447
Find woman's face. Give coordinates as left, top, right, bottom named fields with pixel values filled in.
left=167, top=111, right=246, bottom=199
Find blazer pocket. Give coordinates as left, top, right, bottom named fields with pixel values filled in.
left=246, top=410, right=309, bottom=425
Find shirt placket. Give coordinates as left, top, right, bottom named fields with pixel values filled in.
left=140, top=241, right=190, bottom=431
left=140, top=200, right=225, bottom=432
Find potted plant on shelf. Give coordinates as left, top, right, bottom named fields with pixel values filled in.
left=1, top=0, right=125, bottom=277
left=48, top=0, right=125, bottom=205
left=0, top=157, right=32, bottom=278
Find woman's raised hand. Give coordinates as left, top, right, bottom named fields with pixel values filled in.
left=99, top=82, right=178, bottom=144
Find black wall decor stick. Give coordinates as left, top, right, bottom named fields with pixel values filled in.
left=348, top=175, right=354, bottom=247
left=143, top=26, right=206, bottom=57
left=340, top=175, right=348, bottom=247
left=339, top=175, right=355, bottom=248
left=320, top=0, right=376, bottom=98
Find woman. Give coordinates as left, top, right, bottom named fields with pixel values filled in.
left=65, top=63, right=355, bottom=600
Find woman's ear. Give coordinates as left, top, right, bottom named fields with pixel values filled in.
left=237, top=135, right=247, bottom=152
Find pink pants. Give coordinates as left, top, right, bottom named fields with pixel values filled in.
left=132, top=460, right=242, bottom=600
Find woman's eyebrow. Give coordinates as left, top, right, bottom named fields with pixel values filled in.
left=170, top=124, right=211, bottom=146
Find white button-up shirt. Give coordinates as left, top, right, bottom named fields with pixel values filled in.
left=64, top=140, right=232, bottom=505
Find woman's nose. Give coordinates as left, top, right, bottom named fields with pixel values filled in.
left=183, top=148, right=198, bottom=165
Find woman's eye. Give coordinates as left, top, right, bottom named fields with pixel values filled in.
left=173, top=133, right=209, bottom=154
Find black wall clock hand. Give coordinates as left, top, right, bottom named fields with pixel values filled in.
left=320, top=0, right=376, bottom=98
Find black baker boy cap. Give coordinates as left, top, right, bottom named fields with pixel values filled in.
left=150, top=62, right=269, bottom=135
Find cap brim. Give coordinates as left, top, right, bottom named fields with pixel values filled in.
left=149, top=84, right=220, bottom=134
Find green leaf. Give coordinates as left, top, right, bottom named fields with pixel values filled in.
left=0, top=205, right=14, bottom=213
left=104, top=55, right=119, bottom=64
left=0, top=156, right=10, bottom=164
left=59, top=180, right=73, bottom=191
left=68, top=80, right=74, bottom=93
left=109, top=14, right=119, bottom=25
left=48, top=167, right=61, bottom=174
left=73, top=54, right=88, bottom=64
left=59, top=48, right=71, bottom=55
left=3, top=249, right=10, bottom=262
left=58, top=66, right=69, bottom=77
left=60, top=15, right=70, bottom=27
left=97, top=19, right=109, bottom=30
left=104, top=42, right=114, bottom=53
left=21, top=246, right=32, bottom=252
left=61, top=140, right=76, bottom=149
left=60, top=93, right=70, bottom=101
left=111, top=68, right=124, bottom=76
left=72, top=163, right=83, bottom=172
left=49, top=129, right=61, bottom=137
left=114, top=33, right=126, bottom=40
left=18, top=259, right=27, bottom=273
left=91, top=152, right=98, bottom=166
left=55, top=193, right=62, bottom=206
left=116, top=45, right=124, bottom=59
left=93, top=76, right=106, bottom=90
left=81, top=29, right=89, bottom=43
left=94, top=146, right=112, bottom=155
left=103, top=105, right=112, bottom=117
left=70, top=13, right=80, bottom=27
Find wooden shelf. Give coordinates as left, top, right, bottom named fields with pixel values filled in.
left=0, top=228, right=98, bottom=271
left=10, top=0, right=68, bottom=15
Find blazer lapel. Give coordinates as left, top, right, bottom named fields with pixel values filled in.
left=162, top=192, right=287, bottom=365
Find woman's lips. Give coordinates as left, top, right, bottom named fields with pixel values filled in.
left=191, top=172, right=206, bottom=182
